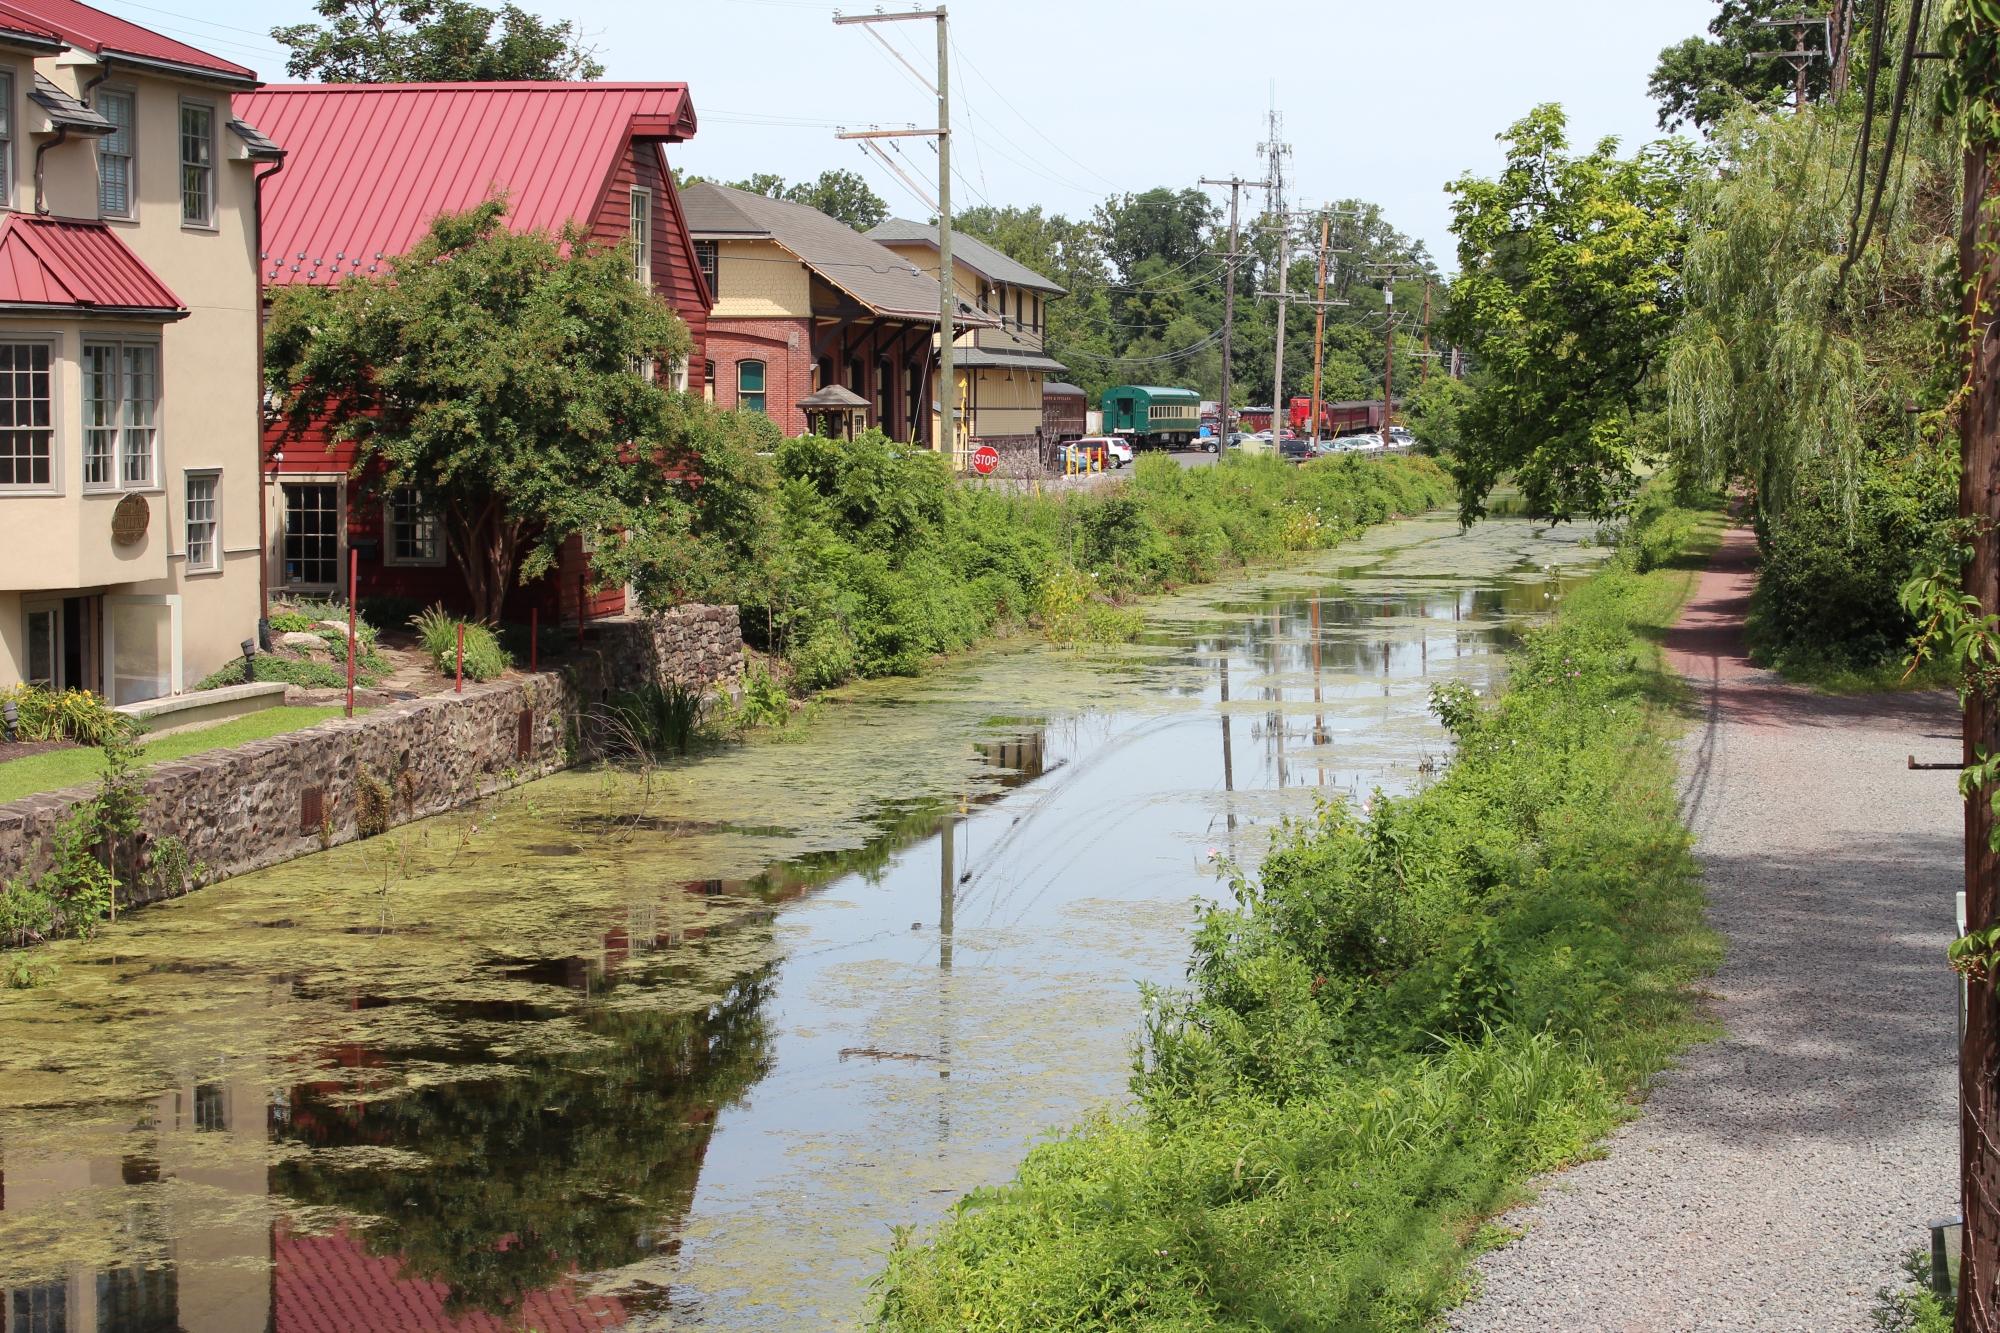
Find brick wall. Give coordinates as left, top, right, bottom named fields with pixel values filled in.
left=0, top=605, right=743, bottom=922
left=706, top=318, right=813, bottom=437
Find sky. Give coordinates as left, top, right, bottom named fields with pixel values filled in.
left=99, top=0, right=1719, bottom=269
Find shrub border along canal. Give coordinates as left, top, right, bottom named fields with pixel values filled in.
left=874, top=494, right=1726, bottom=1330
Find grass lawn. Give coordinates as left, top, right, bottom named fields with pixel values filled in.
left=0, top=706, right=354, bottom=804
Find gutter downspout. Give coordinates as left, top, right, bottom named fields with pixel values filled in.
left=32, top=126, right=68, bottom=215
left=253, top=154, right=285, bottom=649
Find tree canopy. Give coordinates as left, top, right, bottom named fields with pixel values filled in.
left=1439, top=104, right=1703, bottom=522
left=263, top=201, right=693, bottom=623
left=721, top=169, right=890, bottom=231
left=272, top=0, right=603, bottom=82
left=1648, top=0, right=1833, bottom=132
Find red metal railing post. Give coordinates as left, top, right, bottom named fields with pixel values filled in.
left=345, top=547, right=357, bottom=718
left=530, top=607, right=538, bottom=674
left=576, top=570, right=587, bottom=649
left=455, top=622, right=464, bottom=693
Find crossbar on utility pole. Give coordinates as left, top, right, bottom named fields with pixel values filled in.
left=1749, top=14, right=1830, bottom=112
left=835, top=7, right=954, bottom=462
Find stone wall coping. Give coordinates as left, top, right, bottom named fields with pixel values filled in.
left=115, top=682, right=288, bottom=720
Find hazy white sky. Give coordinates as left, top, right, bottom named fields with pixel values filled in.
left=104, top=0, right=1719, bottom=266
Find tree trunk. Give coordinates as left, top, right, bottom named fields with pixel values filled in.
left=446, top=498, right=523, bottom=626
left=1961, top=139, right=2000, bottom=1333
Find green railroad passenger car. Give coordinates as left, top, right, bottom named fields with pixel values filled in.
left=1100, top=385, right=1202, bottom=448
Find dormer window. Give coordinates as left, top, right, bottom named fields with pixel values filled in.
left=629, top=186, right=652, bottom=288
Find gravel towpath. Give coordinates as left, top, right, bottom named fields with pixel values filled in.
left=1448, top=519, right=1962, bottom=1332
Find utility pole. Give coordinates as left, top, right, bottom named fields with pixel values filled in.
left=834, top=7, right=952, bottom=459
left=1382, top=282, right=1395, bottom=436
left=1419, top=280, right=1433, bottom=388
left=1201, top=175, right=1259, bottom=440
left=1260, top=104, right=1291, bottom=435
left=1751, top=14, right=1829, bottom=113
left=1310, top=212, right=1330, bottom=445
left=1959, top=56, right=2000, bottom=1328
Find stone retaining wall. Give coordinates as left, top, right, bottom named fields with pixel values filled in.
left=0, top=604, right=743, bottom=917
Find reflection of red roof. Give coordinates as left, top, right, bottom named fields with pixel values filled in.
left=0, top=215, right=185, bottom=316
left=276, top=1227, right=628, bottom=1333
left=0, top=0, right=255, bottom=82
left=235, top=84, right=698, bottom=288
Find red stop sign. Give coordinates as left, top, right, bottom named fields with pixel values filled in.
left=970, top=443, right=1000, bottom=475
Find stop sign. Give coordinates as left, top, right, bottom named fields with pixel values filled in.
left=970, top=443, right=1000, bottom=475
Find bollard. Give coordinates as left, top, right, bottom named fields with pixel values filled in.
left=530, top=607, right=539, bottom=674
left=456, top=622, right=465, bottom=693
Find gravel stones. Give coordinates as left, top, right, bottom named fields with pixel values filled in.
left=1449, top=523, right=1960, bottom=1331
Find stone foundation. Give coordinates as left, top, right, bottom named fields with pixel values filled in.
left=0, top=603, right=743, bottom=920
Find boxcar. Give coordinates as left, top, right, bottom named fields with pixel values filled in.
left=1100, top=385, right=1202, bottom=448
left=1042, top=381, right=1087, bottom=443
left=1286, top=397, right=1392, bottom=436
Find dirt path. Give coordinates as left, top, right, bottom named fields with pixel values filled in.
left=1450, top=520, right=1962, bottom=1331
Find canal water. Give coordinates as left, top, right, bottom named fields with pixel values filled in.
left=0, top=514, right=1602, bottom=1332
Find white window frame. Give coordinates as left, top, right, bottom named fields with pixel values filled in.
left=737, top=358, right=767, bottom=414
left=629, top=186, right=653, bottom=288
left=82, top=336, right=161, bottom=493
left=0, top=67, right=16, bottom=211
left=182, top=468, right=220, bottom=574
left=96, top=86, right=136, bottom=220
left=383, top=484, right=445, bottom=568
left=694, top=240, right=718, bottom=298
left=179, top=98, right=215, bottom=229
left=0, top=335, right=56, bottom=494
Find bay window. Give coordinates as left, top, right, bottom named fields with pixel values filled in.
left=0, top=340, right=51, bottom=489
left=84, top=339, right=159, bottom=489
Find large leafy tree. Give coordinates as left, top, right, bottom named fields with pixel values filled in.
left=264, top=201, right=691, bottom=624
left=721, top=170, right=889, bottom=231
left=273, top=0, right=603, bottom=83
left=1649, top=0, right=1833, bottom=132
left=1439, top=104, right=1702, bottom=522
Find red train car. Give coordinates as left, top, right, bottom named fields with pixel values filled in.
left=1287, top=397, right=1388, bottom=435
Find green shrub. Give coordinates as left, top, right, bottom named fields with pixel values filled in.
left=412, top=605, right=512, bottom=682
left=876, top=497, right=1722, bottom=1331
left=269, top=611, right=318, bottom=634
left=608, top=681, right=705, bottom=755
left=0, top=684, right=135, bottom=747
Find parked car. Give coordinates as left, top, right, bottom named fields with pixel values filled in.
left=1069, top=435, right=1134, bottom=468
left=1344, top=432, right=1385, bottom=452
left=1387, top=426, right=1415, bottom=447
left=1279, top=436, right=1314, bottom=463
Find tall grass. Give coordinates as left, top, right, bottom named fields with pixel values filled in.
left=875, top=498, right=1724, bottom=1331
left=745, top=436, right=1454, bottom=690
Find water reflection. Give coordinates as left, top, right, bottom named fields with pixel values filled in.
left=0, top=515, right=1601, bottom=1331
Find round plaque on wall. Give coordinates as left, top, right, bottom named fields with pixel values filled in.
left=110, top=493, right=150, bottom=547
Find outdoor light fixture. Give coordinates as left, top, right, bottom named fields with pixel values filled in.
left=241, top=638, right=258, bottom=686
left=2, top=700, right=16, bottom=743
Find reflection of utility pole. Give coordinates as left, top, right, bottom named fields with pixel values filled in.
left=1218, top=654, right=1237, bottom=836
left=937, top=809, right=956, bottom=973
left=1311, top=599, right=1327, bottom=749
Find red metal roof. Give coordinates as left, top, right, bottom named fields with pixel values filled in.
left=275, top=1227, right=630, bottom=1333
left=0, top=0, right=254, bottom=82
left=0, top=214, right=184, bottom=314
left=236, top=84, right=698, bottom=288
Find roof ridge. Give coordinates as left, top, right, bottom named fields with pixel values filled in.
left=253, top=81, right=690, bottom=93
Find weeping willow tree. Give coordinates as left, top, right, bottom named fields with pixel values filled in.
left=1664, top=45, right=1963, bottom=675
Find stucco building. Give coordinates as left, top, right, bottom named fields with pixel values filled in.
left=0, top=0, right=278, bottom=703
left=867, top=218, right=1066, bottom=463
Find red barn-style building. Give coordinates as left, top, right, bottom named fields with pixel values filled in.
left=238, top=82, right=712, bottom=623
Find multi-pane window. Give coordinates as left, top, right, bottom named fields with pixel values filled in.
left=695, top=240, right=718, bottom=297
left=97, top=89, right=134, bottom=216
left=180, top=100, right=214, bottom=225
left=629, top=187, right=652, bottom=287
left=184, top=471, right=218, bottom=572
left=0, top=70, right=14, bottom=205
left=0, top=341, right=51, bottom=488
left=737, top=359, right=766, bottom=414
left=84, top=340, right=159, bottom=488
left=387, top=485, right=442, bottom=565
left=283, top=483, right=339, bottom=588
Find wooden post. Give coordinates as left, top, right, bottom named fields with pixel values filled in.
left=455, top=622, right=464, bottom=694
left=345, top=547, right=357, bottom=719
